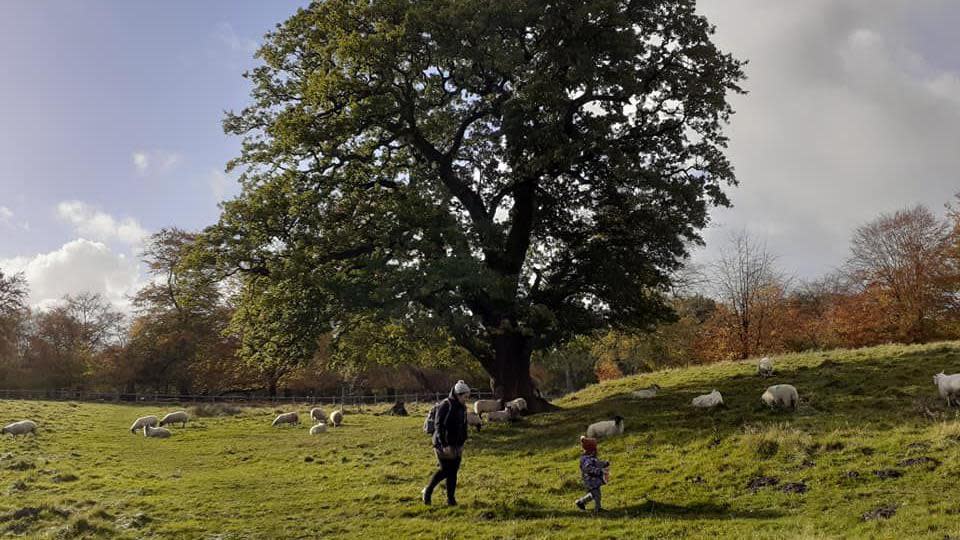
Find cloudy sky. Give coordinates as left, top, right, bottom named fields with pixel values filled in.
left=1, top=1, right=959, bottom=310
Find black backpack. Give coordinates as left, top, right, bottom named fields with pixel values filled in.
left=424, top=401, right=441, bottom=435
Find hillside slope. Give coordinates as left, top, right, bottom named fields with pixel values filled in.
left=2, top=341, right=960, bottom=539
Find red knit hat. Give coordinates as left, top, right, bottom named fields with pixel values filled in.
left=580, top=436, right=598, bottom=454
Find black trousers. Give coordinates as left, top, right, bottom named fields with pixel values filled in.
left=425, top=450, right=462, bottom=503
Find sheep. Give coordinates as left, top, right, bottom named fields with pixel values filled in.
left=330, top=409, right=343, bottom=427
left=631, top=384, right=661, bottom=399
left=758, top=357, right=774, bottom=377
left=586, top=416, right=625, bottom=439
left=2, top=420, right=37, bottom=437
left=309, top=423, right=327, bottom=435
left=272, top=412, right=300, bottom=427
left=310, top=407, right=327, bottom=423
left=129, top=415, right=158, bottom=434
left=762, top=384, right=799, bottom=411
left=473, top=399, right=502, bottom=417
left=505, top=398, right=527, bottom=414
left=933, top=372, right=960, bottom=407
left=466, top=411, right=483, bottom=432
left=485, top=409, right=516, bottom=423
left=143, top=425, right=171, bottom=438
left=159, top=411, right=189, bottom=428
left=691, top=390, right=723, bottom=409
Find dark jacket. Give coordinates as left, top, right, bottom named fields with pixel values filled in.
left=580, top=454, right=610, bottom=490
left=432, top=388, right=468, bottom=452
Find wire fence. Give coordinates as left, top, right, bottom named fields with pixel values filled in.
left=0, top=387, right=500, bottom=411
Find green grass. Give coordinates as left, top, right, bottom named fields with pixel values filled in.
left=3, top=341, right=960, bottom=539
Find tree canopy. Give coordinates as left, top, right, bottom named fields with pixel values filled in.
left=201, top=0, right=745, bottom=410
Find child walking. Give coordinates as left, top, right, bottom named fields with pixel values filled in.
left=575, top=435, right=609, bottom=512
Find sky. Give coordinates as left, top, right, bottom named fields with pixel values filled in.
left=1, top=1, right=959, bottom=311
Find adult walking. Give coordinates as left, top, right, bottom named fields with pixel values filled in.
left=422, top=380, right=470, bottom=506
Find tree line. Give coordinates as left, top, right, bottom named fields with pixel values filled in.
left=1, top=199, right=956, bottom=398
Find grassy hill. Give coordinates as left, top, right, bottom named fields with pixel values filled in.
left=2, top=341, right=960, bottom=539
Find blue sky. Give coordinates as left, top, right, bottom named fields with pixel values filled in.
left=1, top=1, right=959, bottom=310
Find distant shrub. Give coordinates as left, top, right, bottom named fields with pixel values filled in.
left=190, top=403, right=243, bottom=417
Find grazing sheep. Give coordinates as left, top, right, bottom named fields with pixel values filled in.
left=762, top=384, right=799, bottom=410
left=159, top=411, right=189, bottom=428
left=309, top=423, right=327, bottom=435
left=486, top=409, right=516, bottom=423
left=758, top=357, right=774, bottom=377
left=330, top=410, right=343, bottom=427
left=631, top=384, right=661, bottom=399
left=586, top=416, right=625, bottom=439
left=2, top=420, right=37, bottom=437
left=466, top=411, right=483, bottom=432
left=691, top=390, right=724, bottom=409
left=310, top=407, right=327, bottom=423
left=473, top=399, right=502, bottom=417
left=143, top=425, right=171, bottom=438
left=272, top=412, right=300, bottom=427
left=505, top=398, right=528, bottom=414
left=129, top=415, right=158, bottom=434
left=933, top=372, right=960, bottom=407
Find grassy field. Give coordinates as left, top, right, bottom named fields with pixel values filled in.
left=2, top=342, right=960, bottom=539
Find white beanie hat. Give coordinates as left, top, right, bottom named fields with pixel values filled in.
left=454, top=380, right=470, bottom=395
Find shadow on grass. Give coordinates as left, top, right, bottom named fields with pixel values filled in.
left=474, top=498, right=783, bottom=521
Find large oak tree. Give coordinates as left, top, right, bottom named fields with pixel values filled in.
left=202, top=0, right=745, bottom=411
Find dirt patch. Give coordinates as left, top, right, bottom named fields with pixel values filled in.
left=747, top=476, right=779, bottom=492
left=873, top=469, right=903, bottom=480
left=781, top=482, right=808, bottom=494
left=897, top=457, right=940, bottom=468
left=5, top=460, right=35, bottom=471
left=859, top=447, right=875, bottom=456
left=825, top=442, right=845, bottom=452
left=843, top=471, right=861, bottom=479
left=862, top=504, right=897, bottom=521
left=52, top=473, right=79, bottom=483
left=686, top=475, right=706, bottom=484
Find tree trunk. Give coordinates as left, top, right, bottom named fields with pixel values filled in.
left=267, top=378, right=278, bottom=398
left=487, top=332, right=557, bottom=413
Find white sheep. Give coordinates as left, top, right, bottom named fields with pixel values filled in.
left=473, top=399, right=502, bottom=417
left=272, top=412, right=300, bottom=427
left=692, top=390, right=724, bottom=409
left=2, top=420, right=37, bottom=437
left=159, top=411, right=189, bottom=428
left=143, top=425, right=171, bottom=438
left=309, top=423, right=327, bottom=435
left=933, top=372, right=960, bottom=407
left=631, top=384, right=661, bottom=399
left=762, top=384, right=799, bottom=410
left=485, top=409, right=516, bottom=423
left=466, top=411, right=483, bottom=432
left=129, top=415, right=158, bottom=434
left=758, top=357, right=774, bottom=377
left=330, top=410, right=343, bottom=427
left=505, top=398, right=528, bottom=414
left=586, top=416, right=625, bottom=439
left=310, top=407, right=327, bottom=423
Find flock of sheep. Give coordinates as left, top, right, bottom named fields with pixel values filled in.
left=130, top=410, right=189, bottom=438
left=271, top=407, right=344, bottom=435
left=3, top=358, right=959, bottom=443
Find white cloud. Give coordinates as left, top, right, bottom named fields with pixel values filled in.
left=214, top=22, right=258, bottom=54
left=0, top=206, right=12, bottom=223
left=692, top=0, right=960, bottom=279
left=132, top=149, right=181, bottom=175
left=0, top=239, right=142, bottom=312
left=56, top=201, right=148, bottom=245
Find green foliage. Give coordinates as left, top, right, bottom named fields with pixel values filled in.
left=201, top=0, right=746, bottom=393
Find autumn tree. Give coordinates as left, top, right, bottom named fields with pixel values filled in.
left=201, top=0, right=745, bottom=411
left=710, top=232, right=790, bottom=359
left=0, top=271, right=28, bottom=383
left=845, top=205, right=958, bottom=343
